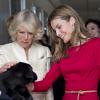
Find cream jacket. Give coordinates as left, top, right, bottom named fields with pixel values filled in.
left=0, top=42, right=54, bottom=100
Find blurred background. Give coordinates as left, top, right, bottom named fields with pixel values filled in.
left=0, top=0, right=100, bottom=44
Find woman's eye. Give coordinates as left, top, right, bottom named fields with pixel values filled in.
left=28, top=32, right=33, bottom=35
left=57, top=26, right=61, bottom=29
left=19, top=31, right=33, bottom=35
left=91, top=28, right=95, bottom=30
left=19, top=31, right=25, bottom=34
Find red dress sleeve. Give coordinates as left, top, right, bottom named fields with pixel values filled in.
left=33, top=62, right=61, bottom=92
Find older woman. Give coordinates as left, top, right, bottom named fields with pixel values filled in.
left=0, top=9, right=54, bottom=100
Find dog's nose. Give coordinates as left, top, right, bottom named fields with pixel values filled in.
left=25, top=72, right=37, bottom=82
left=32, top=72, right=37, bottom=81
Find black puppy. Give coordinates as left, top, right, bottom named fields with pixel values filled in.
left=0, top=62, right=37, bottom=100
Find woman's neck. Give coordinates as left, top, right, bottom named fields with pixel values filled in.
left=24, top=48, right=29, bottom=60
left=72, top=37, right=90, bottom=47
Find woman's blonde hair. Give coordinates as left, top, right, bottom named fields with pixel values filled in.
left=48, top=4, right=91, bottom=62
left=7, top=9, right=43, bottom=41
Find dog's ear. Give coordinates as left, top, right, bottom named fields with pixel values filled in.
left=24, top=71, right=37, bottom=82
left=21, top=63, right=37, bottom=83
left=32, top=72, right=37, bottom=81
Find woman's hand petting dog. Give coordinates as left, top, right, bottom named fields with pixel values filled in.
left=0, top=61, right=17, bottom=73
left=26, top=83, right=34, bottom=92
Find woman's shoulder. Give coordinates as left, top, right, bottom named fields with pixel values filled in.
left=87, top=37, right=100, bottom=45
left=0, top=42, right=15, bottom=55
left=0, top=42, right=14, bottom=50
left=82, top=37, right=100, bottom=51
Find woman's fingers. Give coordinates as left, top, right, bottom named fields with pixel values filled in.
left=4, top=62, right=17, bottom=68
left=0, top=61, right=17, bottom=73
left=26, top=83, right=34, bottom=92
left=0, top=68, right=7, bottom=73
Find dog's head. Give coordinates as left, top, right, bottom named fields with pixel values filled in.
left=0, top=62, right=37, bottom=100
left=11, top=62, right=37, bottom=84
left=3, top=62, right=37, bottom=89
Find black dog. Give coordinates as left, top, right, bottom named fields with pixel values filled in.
left=0, top=62, right=37, bottom=100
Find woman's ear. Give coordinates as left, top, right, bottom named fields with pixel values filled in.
left=69, top=17, right=75, bottom=26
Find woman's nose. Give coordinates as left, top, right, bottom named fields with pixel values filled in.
left=24, top=33, right=29, bottom=39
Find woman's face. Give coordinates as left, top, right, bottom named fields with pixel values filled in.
left=51, top=17, right=75, bottom=43
left=86, top=22, right=100, bottom=37
left=16, top=25, right=34, bottom=50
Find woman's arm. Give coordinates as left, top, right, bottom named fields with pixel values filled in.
left=26, top=62, right=61, bottom=92
left=34, top=62, right=61, bottom=92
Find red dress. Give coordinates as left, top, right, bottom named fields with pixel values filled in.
left=33, top=37, right=100, bottom=100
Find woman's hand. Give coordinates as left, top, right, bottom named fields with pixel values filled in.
left=26, top=83, right=34, bottom=92
left=0, top=61, right=17, bottom=73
